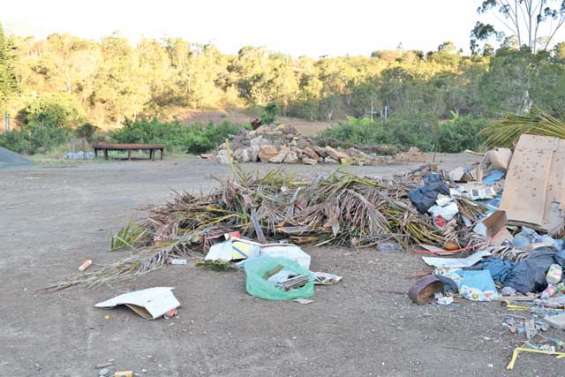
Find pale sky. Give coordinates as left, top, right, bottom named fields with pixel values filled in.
left=2, top=0, right=564, bottom=56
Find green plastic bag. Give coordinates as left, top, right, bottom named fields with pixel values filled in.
left=244, top=256, right=314, bottom=300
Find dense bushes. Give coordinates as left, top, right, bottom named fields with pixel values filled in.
left=318, top=114, right=488, bottom=152
left=437, top=116, right=489, bottom=152
left=110, top=119, right=247, bottom=154
left=0, top=107, right=246, bottom=155
left=0, top=96, right=82, bottom=154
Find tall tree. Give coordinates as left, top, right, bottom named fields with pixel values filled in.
left=471, top=0, right=565, bottom=53
left=0, top=22, right=17, bottom=107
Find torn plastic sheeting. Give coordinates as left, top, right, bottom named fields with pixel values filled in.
left=408, top=173, right=450, bottom=213
left=457, top=270, right=499, bottom=301
left=95, top=287, right=180, bottom=320
left=422, top=249, right=491, bottom=269
left=472, top=257, right=514, bottom=283
left=428, top=202, right=459, bottom=221
left=435, top=269, right=499, bottom=301
left=482, top=169, right=505, bottom=185
left=244, top=256, right=314, bottom=301
left=502, top=248, right=558, bottom=294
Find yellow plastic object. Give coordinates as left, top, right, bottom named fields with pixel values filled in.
left=504, top=304, right=530, bottom=312
left=506, top=347, right=565, bottom=370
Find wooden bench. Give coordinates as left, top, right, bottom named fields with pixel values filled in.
left=92, top=143, right=165, bottom=160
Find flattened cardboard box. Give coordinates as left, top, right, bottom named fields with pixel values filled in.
left=499, top=134, right=565, bottom=235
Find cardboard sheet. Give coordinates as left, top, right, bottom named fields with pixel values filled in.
left=499, top=135, right=565, bottom=234
left=95, top=287, right=180, bottom=320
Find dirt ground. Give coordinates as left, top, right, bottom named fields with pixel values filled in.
left=1, top=155, right=562, bottom=377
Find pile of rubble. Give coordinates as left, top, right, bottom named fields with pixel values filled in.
left=211, top=124, right=425, bottom=166
left=406, top=134, right=565, bottom=369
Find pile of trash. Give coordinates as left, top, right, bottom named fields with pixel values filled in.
left=207, top=124, right=426, bottom=166
left=406, top=134, right=565, bottom=369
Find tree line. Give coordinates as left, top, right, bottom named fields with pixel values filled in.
left=0, top=24, right=564, bottom=130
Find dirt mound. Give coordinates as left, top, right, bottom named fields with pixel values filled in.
left=0, top=147, right=31, bottom=168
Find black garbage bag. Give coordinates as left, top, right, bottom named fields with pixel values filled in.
left=502, top=248, right=556, bottom=294
left=408, top=173, right=450, bottom=213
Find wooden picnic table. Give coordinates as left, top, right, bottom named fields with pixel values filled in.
left=92, top=143, right=165, bottom=160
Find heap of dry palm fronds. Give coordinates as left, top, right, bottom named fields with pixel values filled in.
left=51, top=167, right=483, bottom=290
left=482, top=110, right=565, bottom=147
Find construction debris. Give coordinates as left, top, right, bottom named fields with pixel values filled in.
left=208, top=124, right=425, bottom=166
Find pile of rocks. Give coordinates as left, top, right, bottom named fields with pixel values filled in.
left=213, top=124, right=391, bottom=166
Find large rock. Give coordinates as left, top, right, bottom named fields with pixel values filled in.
left=270, top=146, right=289, bottom=163
left=249, top=145, right=260, bottom=162
left=302, top=157, right=318, bottom=165
left=325, top=146, right=350, bottom=163
left=250, top=136, right=269, bottom=147
left=234, top=148, right=252, bottom=163
left=324, top=157, right=338, bottom=164
left=258, top=145, right=279, bottom=162
left=302, top=147, right=320, bottom=160
left=284, top=150, right=299, bottom=164
left=216, top=149, right=231, bottom=164
left=314, top=146, right=328, bottom=158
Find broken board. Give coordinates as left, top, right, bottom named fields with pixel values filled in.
left=499, top=134, right=565, bottom=235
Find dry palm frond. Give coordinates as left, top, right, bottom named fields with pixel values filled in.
left=482, top=110, right=565, bottom=147
left=110, top=221, right=149, bottom=251
left=53, top=169, right=456, bottom=289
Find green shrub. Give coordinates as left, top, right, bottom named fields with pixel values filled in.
left=318, top=113, right=488, bottom=153
left=110, top=118, right=246, bottom=154
left=17, top=94, right=85, bottom=128
left=437, top=116, right=488, bottom=152
left=75, top=123, right=100, bottom=142
left=260, top=102, right=279, bottom=124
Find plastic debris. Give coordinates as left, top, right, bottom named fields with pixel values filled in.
left=377, top=241, right=401, bottom=253
left=546, top=264, right=563, bottom=285
left=244, top=256, right=314, bottom=300
left=313, top=272, right=343, bottom=285
left=428, top=202, right=459, bottom=222
left=422, top=249, right=491, bottom=269
left=114, top=371, right=134, bottom=377
left=293, top=298, right=314, bottom=305
left=506, top=347, right=565, bottom=370
left=544, top=312, right=565, bottom=330
left=456, top=270, right=499, bottom=302
left=168, top=258, right=187, bottom=265
left=78, top=259, right=92, bottom=272
left=408, top=173, right=450, bottom=213
left=503, top=248, right=558, bottom=294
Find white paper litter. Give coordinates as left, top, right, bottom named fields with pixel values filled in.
left=95, top=287, right=180, bottom=320
left=422, top=249, right=491, bottom=269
